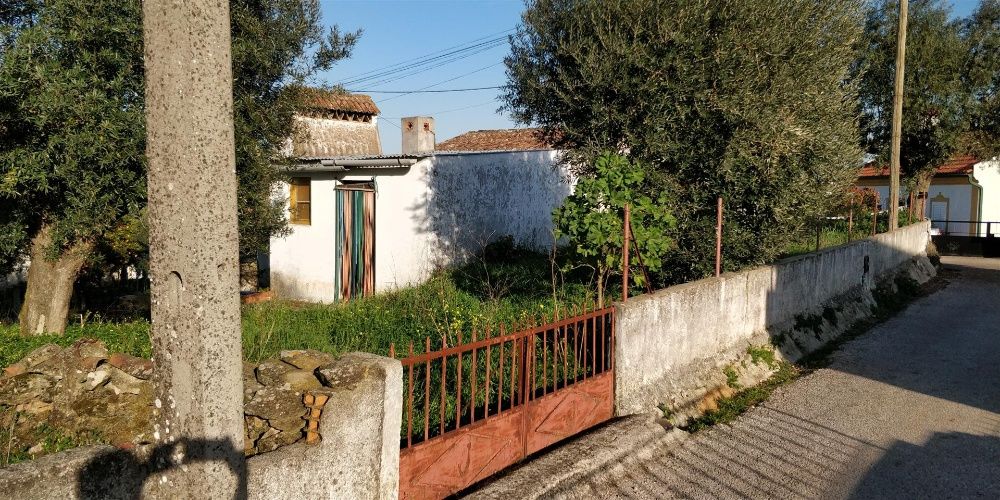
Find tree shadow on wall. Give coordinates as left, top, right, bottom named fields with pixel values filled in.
left=409, top=152, right=574, bottom=268
left=76, top=438, right=246, bottom=500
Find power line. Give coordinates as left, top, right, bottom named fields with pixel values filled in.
left=433, top=98, right=502, bottom=116
left=337, top=29, right=514, bottom=86
left=350, top=42, right=505, bottom=88
left=377, top=63, right=503, bottom=103
left=348, top=86, right=503, bottom=94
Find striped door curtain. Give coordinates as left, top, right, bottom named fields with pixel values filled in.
left=335, top=183, right=376, bottom=301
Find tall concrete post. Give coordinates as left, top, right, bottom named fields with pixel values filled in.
left=142, top=0, right=245, bottom=497
left=889, top=0, right=908, bottom=230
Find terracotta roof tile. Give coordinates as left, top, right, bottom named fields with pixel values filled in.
left=302, top=89, right=380, bottom=115
left=436, top=128, right=553, bottom=152
left=858, top=155, right=978, bottom=178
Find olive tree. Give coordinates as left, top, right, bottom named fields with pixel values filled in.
left=0, top=0, right=358, bottom=334
left=504, top=0, right=865, bottom=283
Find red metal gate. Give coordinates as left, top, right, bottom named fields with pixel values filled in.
left=393, top=306, right=615, bottom=499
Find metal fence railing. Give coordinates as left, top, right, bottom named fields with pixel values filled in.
left=929, top=220, right=999, bottom=238
left=391, top=305, right=614, bottom=449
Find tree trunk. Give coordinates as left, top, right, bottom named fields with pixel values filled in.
left=914, top=170, right=935, bottom=220
left=18, top=224, right=93, bottom=335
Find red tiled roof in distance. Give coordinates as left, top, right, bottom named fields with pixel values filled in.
left=857, top=155, right=978, bottom=178
left=301, top=88, right=380, bottom=116
left=436, top=128, right=553, bottom=152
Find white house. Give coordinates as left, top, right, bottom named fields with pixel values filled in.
left=856, top=156, right=1000, bottom=236
left=267, top=97, right=572, bottom=303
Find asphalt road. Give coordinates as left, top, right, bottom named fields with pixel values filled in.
left=557, top=256, right=1000, bottom=499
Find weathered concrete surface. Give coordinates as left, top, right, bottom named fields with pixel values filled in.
left=556, top=256, right=1000, bottom=499
left=142, top=0, right=245, bottom=497
left=615, top=222, right=934, bottom=416
left=466, top=415, right=687, bottom=500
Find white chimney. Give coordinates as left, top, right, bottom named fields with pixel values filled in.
left=401, top=116, right=435, bottom=154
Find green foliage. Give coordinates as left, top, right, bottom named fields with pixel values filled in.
left=857, top=0, right=1000, bottom=186
left=746, top=345, right=778, bottom=369
left=0, top=0, right=360, bottom=276
left=684, top=362, right=799, bottom=432
left=505, top=0, right=865, bottom=283
left=963, top=0, right=1000, bottom=158
left=857, top=0, right=968, bottom=184
left=553, top=153, right=675, bottom=300
left=723, top=366, right=740, bottom=389
left=0, top=0, right=146, bottom=268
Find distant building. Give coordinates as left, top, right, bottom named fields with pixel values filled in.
left=855, top=156, right=1000, bottom=236
left=268, top=108, right=573, bottom=303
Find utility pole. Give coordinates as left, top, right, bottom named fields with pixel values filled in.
left=143, top=0, right=245, bottom=496
left=889, top=0, right=908, bottom=230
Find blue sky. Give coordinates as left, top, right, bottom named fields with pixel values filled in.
left=318, top=0, right=985, bottom=154
left=318, top=1, right=523, bottom=153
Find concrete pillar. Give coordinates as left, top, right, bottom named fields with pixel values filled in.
left=142, top=0, right=245, bottom=497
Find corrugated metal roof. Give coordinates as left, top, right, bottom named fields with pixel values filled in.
left=297, top=154, right=430, bottom=161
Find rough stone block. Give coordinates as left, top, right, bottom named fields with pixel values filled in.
left=279, top=349, right=336, bottom=371
left=247, top=352, right=402, bottom=499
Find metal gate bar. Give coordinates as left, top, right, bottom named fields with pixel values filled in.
left=394, top=306, right=615, bottom=499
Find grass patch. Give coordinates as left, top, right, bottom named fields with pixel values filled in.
left=0, top=420, right=104, bottom=467
left=747, top=344, right=777, bottom=368
left=683, top=362, right=799, bottom=432
left=723, top=366, right=740, bottom=389
left=0, top=321, right=150, bottom=369
left=1, top=239, right=596, bottom=365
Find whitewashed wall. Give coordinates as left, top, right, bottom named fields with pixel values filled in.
left=867, top=181, right=975, bottom=234
left=269, top=150, right=575, bottom=301
left=974, top=160, right=1000, bottom=235
left=269, top=174, right=340, bottom=303
left=374, top=150, right=573, bottom=291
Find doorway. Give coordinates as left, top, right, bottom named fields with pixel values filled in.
left=335, top=181, right=376, bottom=301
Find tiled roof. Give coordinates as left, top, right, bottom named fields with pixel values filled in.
left=302, top=89, right=380, bottom=115
left=858, top=155, right=978, bottom=178
left=436, top=128, right=553, bottom=152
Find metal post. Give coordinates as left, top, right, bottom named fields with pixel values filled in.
left=715, top=197, right=723, bottom=277
left=848, top=209, right=854, bottom=242
left=622, top=204, right=630, bottom=302
left=889, top=0, right=908, bottom=231
left=142, top=0, right=245, bottom=496
left=873, top=198, right=878, bottom=237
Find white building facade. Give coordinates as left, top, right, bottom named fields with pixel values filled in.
left=856, top=156, right=1000, bottom=237
left=268, top=120, right=574, bottom=303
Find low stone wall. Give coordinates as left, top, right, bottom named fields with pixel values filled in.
left=614, top=221, right=935, bottom=416
left=0, top=342, right=357, bottom=459
left=0, top=352, right=402, bottom=499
